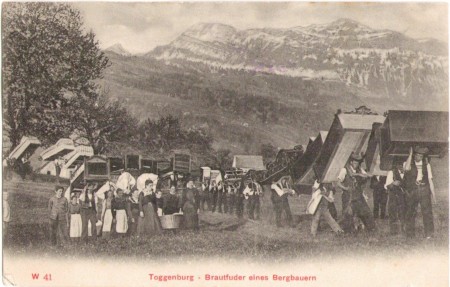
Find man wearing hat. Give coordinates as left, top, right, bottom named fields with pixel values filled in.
left=384, top=157, right=407, bottom=235
left=336, top=152, right=375, bottom=233
left=403, top=146, right=436, bottom=239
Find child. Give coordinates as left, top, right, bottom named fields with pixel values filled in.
left=69, top=194, right=82, bottom=241
left=101, top=190, right=114, bottom=238
left=48, top=186, right=69, bottom=246
left=309, top=180, right=344, bottom=238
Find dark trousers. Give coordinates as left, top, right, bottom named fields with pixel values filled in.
left=405, top=185, right=434, bottom=238
left=225, top=194, right=235, bottom=214
left=200, top=193, right=210, bottom=211
left=18, top=162, right=30, bottom=180
left=272, top=197, right=292, bottom=227
left=236, top=195, right=245, bottom=218
left=50, top=217, right=68, bottom=245
left=216, top=192, right=224, bottom=213
left=342, top=191, right=350, bottom=215
left=211, top=191, right=218, bottom=212
left=328, top=202, right=338, bottom=220
left=373, top=188, right=388, bottom=219
left=247, top=195, right=260, bottom=220
left=81, top=208, right=97, bottom=243
left=352, top=197, right=376, bottom=231
left=340, top=191, right=353, bottom=232
left=388, top=189, right=406, bottom=235
left=55, top=166, right=61, bottom=183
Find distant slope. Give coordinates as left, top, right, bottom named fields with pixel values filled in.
left=100, top=50, right=446, bottom=154
left=100, top=19, right=447, bottom=154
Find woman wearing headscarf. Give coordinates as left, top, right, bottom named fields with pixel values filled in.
left=137, top=180, right=162, bottom=236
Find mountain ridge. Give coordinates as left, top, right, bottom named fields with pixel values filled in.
left=98, top=19, right=448, bottom=154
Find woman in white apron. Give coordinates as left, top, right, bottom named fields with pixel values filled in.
left=101, top=190, right=114, bottom=238
left=69, top=195, right=82, bottom=240
left=112, top=189, right=129, bottom=236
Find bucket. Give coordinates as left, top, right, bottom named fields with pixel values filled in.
left=159, top=214, right=183, bottom=229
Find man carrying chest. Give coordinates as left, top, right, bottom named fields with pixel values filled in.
left=403, top=147, right=436, bottom=239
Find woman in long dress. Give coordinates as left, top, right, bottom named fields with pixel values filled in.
left=127, top=188, right=140, bottom=236
left=112, top=189, right=129, bottom=237
left=137, top=180, right=162, bottom=236
left=181, top=179, right=199, bottom=230
left=101, top=190, right=114, bottom=238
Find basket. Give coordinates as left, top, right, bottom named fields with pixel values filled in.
left=159, top=214, right=183, bottom=229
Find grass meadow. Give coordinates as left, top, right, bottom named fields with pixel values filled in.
left=3, top=175, right=448, bottom=264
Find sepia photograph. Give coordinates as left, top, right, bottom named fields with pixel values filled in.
left=2, top=2, right=449, bottom=286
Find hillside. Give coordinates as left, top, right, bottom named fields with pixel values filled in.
left=100, top=19, right=448, bottom=154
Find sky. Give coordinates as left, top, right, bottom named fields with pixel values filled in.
left=73, top=2, right=448, bottom=54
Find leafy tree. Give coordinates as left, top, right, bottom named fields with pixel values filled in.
left=209, top=149, right=233, bottom=171
left=184, top=127, right=213, bottom=153
left=138, top=115, right=214, bottom=155
left=139, top=115, right=184, bottom=154
left=67, top=89, right=137, bottom=154
left=2, top=3, right=109, bottom=147
left=259, top=143, right=277, bottom=164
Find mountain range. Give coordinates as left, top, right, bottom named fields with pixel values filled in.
left=100, top=18, right=448, bottom=154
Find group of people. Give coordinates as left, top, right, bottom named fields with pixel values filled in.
left=307, top=146, right=436, bottom=239
left=199, top=179, right=263, bottom=220
left=47, top=145, right=437, bottom=246
left=48, top=178, right=203, bottom=245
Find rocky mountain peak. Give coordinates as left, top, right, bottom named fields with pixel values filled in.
left=105, top=43, right=132, bottom=56
left=182, top=22, right=238, bottom=43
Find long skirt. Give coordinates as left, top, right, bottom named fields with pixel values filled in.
left=137, top=204, right=162, bottom=236
left=70, top=214, right=82, bottom=238
left=128, top=207, right=140, bottom=236
left=183, top=202, right=199, bottom=229
left=115, top=210, right=128, bottom=233
left=102, top=209, right=113, bottom=232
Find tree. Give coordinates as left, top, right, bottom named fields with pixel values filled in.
left=138, top=115, right=184, bottom=154
left=2, top=3, right=109, bottom=147
left=184, top=127, right=213, bottom=153
left=209, top=149, right=233, bottom=171
left=67, top=89, right=137, bottom=155
left=259, top=143, right=277, bottom=165
left=138, top=115, right=214, bottom=155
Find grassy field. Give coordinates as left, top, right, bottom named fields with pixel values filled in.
left=3, top=176, right=448, bottom=264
